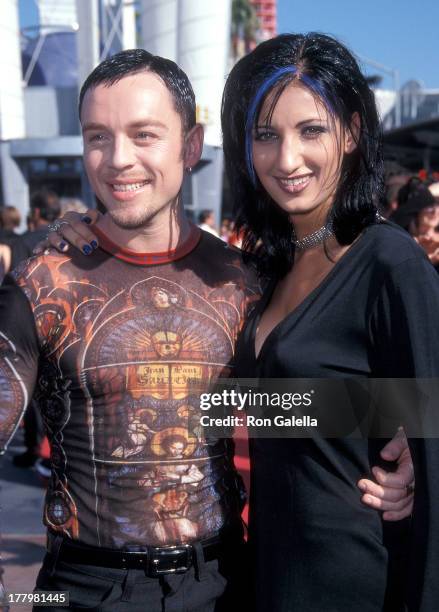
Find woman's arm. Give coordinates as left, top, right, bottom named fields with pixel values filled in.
left=33, top=209, right=100, bottom=255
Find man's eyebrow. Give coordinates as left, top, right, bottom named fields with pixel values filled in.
left=82, top=122, right=107, bottom=132
left=82, top=120, right=169, bottom=132
left=128, top=120, right=168, bottom=130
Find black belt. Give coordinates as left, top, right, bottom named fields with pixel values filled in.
left=47, top=532, right=229, bottom=576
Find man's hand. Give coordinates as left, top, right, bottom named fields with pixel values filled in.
left=33, top=209, right=101, bottom=255
left=358, top=428, right=414, bottom=521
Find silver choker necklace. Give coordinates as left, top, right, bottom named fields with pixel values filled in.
left=291, top=222, right=334, bottom=250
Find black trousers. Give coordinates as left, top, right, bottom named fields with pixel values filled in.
left=34, top=539, right=250, bottom=612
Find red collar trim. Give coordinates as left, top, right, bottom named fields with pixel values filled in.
left=93, top=224, right=202, bottom=265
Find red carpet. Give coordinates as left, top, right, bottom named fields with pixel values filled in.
left=234, top=426, right=250, bottom=524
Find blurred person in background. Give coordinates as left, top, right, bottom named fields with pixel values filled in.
left=391, top=178, right=439, bottom=271
left=0, top=189, right=61, bottom=277
left=382, top=163, right=410, bottom=218
left=0, top=206, right=21, bottom=240
left=198, top=209, right=219, bottom=236
left=228, top=222, right=244, bottom=249
left=10, top=189, right=61, bottom=268
left=0, top=206, right=22, bottom=278
left=428, top=181, right=439, bottom=202
left=221, top=217, right=245, bottom=245
left=383, top=175, right=410, bottom=218
left=220, top=217, right=233, bottom=242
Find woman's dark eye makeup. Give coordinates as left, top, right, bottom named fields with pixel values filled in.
left=254, top=128, right=277, bottom=141
left=302, top=125, right=327, bottom=137
left=254, top=123, right=327, bottom=141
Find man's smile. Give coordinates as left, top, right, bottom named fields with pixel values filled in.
left=110, top=180, right=151, bottom=192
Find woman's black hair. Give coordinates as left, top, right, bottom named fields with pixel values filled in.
left=221, top=32, right=385, bottom=276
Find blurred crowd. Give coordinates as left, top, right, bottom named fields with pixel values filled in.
left=0, top=190, right=86, bottom=281
left=383, top=165, right=439, bottom=270
left=197, top=209, right=243, bottom=247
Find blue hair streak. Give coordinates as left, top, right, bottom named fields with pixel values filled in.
left=245, top=67, right=333, bottom=185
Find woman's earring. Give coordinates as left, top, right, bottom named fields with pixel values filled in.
left=186, top=167, right=192, bottom=174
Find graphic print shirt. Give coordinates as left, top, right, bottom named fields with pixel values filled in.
left=0, top=226, right=260, bottom=548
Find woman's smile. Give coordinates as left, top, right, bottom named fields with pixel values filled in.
left=275, top=173, right=313, bottom=194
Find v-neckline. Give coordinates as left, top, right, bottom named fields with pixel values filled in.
left=253, top=227, right=371, bottom=361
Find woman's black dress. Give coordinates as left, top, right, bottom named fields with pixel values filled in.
left=235, top=222, right=439, bottom=611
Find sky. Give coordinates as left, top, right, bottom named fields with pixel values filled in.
left=277, top=0, right=439, bottom=90
left=19, top=0, right=439, bottom=90
left=18, top=0, right=38, bottom=30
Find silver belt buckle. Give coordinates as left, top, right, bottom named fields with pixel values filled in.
left=149, top=544, right=192, bottom=576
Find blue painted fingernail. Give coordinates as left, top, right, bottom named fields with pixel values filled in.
left=90, top=240, right=98, bottom=249
left=82, top=215, right=92, bottom=224
left=82, top=244, right=92, bottom=255
left=59, top=241, right=68, bottom=251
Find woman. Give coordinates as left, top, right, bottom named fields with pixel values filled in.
left=391, top=178, right=439, bottom=270
left=221, top=33, right=439, bottom=611
left=38, top=33, right=423, bottom=610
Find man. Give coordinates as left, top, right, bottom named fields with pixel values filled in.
left=198, top=210, right=219, bottom=237
left=0, top=50, right=413, bottom=611
left=0, top=49, right=258, bottom=612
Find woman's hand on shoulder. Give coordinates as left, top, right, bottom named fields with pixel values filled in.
left=33, top=209, right=101, bottom=255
